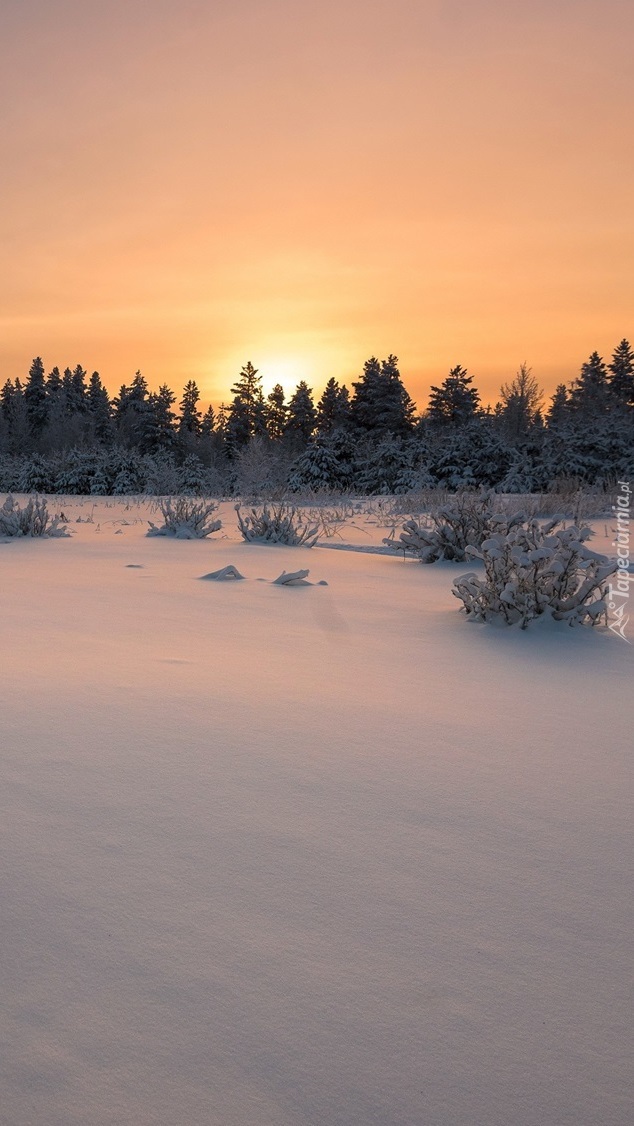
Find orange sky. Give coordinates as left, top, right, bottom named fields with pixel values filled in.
left=1, top=0, right=632, bottom=409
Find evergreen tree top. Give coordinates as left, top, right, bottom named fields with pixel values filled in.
left=427, top=365, right=481, bottom=425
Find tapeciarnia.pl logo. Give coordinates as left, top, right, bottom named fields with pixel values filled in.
left=608, top=480, right=631, bottom=642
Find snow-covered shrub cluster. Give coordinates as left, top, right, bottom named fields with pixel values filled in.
left=0, top=494, right=69, bottom=538
left=384, top=493, right=525, bottom=563
left=147, top=497, right=222, bottom=539
left=452, top=519, right=616, bottom=628
left=235, top=503, right=319, bottom=546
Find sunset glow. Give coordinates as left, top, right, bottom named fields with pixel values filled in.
left=2, top=0, right=633, bottom=407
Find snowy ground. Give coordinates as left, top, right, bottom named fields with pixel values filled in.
left=1, top=497, right=632, bottom=1126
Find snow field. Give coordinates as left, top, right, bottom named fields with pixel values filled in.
left=1, top=498, right=632, bottom=1126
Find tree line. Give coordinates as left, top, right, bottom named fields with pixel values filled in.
left=0, top=342, right=632, bottom=495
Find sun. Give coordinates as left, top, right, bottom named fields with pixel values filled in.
left=255, top=354, right=315, bottom=399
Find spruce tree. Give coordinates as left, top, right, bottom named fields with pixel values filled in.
left=285, top=381, right=317, bottom=447
left=608, top=338, right=634, bottom=407
left=377, top=355, right=415, bottom=435
left=46, top=365, right=63, bottom=398
left=265, top=384, right=288, bottom=441
left=226, top=362, right=266, bottom=452
left=2, top=378, right=30, bottom=453
left=88, top=372, right=113, bottom=444
left=215, top=404, right=228, bottom=439
left=1, top=380, right=16, bottom=425
left=545, top=384, right=570, bottom=428
left=179, top=381, right=202, bottom=435
left=141, top=385, right=178, bottom=453
left=568, top=352, right=610, bottom=417
left=24, top=357, right=48, bottom=433
left=200, top=405, right=216, bottom=437
left=69, top=365, right=88, bottom=413
left=114, top=371, right=151, bottom=447
left=350, top=355, right=414, bottom=436
left=316, top=378, right=350, bottom=433
left=61, top=368, right=74, bottom=415
left=288, top=435, right=351, bottom=491
left=427, top=366, right=481, bottom=426
left=128, top=371, right=150, bottom=406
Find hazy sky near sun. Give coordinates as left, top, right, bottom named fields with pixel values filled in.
left=1, top=0, right=633, bottom=406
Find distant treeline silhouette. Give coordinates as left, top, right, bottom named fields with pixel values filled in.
left=1, top=343, right=632, bottom=494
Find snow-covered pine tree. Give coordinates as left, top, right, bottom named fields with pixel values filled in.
left=87, top=372, right=113, bottom=445
left=354, top=435, right=413, bottom=495
left=140, top=385, right=179, bottom=455
left=111, top=450, right=144, bottom=494
left=285, top=381, right=317, bottom=449
left=179, top=381, right=202, bottom=436
left=288, top=434, right=352, bottom=492
left=316, top=378, right=350, bottom=434
left=24, top=357, right=48, bottom=434
left=89, top=458, right=112, bottom=495
left=1, top=381, right=17, bottom=429
left=1, top=380, right=30, bottom=455
left=68, top=365, right=88, bottom=414
left=226, top=362, right=267, bottom=453
left=545, top=384, right=570, bottom=429
left=349, top=355, right=414, bottom=437
left=55, top=450, right=95, bottom=494
left=113, top=371, right=151, bottom=447
left=427, top=366, right=481, bottom=426
left=608, top=339, right=634, bottom=407
left=178, top=453, right=209, bottom=495
left=15, top=453, right=52, bottom=492
left=200, top=404, right=216, bottom=437
left=265, top=384, right=288, bottom=441
left=568, top=352, right=611, bottom=418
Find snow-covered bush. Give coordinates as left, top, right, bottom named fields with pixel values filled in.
left=287, top=434, right=353, bottom=493
left=453, top=520, right=616, bottom=628
left=55, top=451, right=95, bottom=495
left=0, top=494, right=70, bottom=538
left=235, top=503, right=319, bottom=546
left=15, top=454, right=55, bottom=494
left=147, top=497, right=222, bottom=539
left=174, top=453, right=227, bottom=497
left=142, top=454, right=181, bottom=497
left=89, top=464, right=111, bottom=495
left=498, top=460, right=539, bottom=495
left=0, top=456, right=19, bottom=492
left=384, top=493, right=525, bottom=563
left=233, top=438, right=291, bottom=500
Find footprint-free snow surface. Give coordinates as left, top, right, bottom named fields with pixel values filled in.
left=1, top=498, right=632, bottom=1126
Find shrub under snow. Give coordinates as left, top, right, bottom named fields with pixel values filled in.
left=235, top=503, right=319, bottom=546
left=384, top=493, right=525, bottom=563
left=452, top=519, right=616, bottom=628
left=0, top=494, right=70, bottom=538
left=147, top=497, right=222, bottom=539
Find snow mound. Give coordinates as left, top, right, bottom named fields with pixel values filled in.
left=200, top=565, right=246, bottom=581
left=271, top=569, right=327, bottom=586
